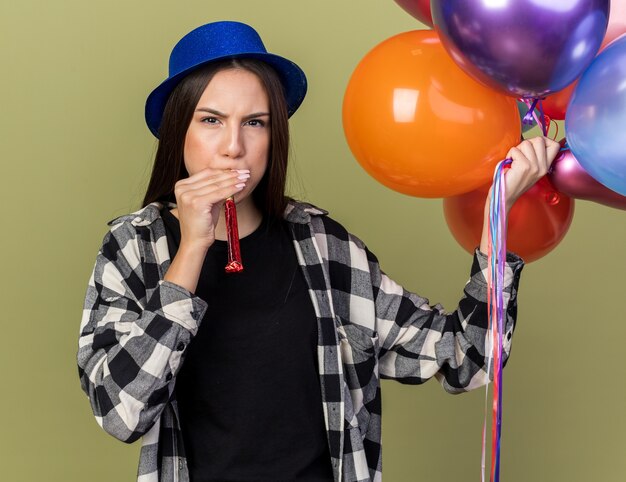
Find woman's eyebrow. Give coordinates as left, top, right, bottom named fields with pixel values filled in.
left=242, top=112, right=270, bottom=121
left=195, top=107, right=270, bottom=120
left=196, top=107, right=226, bottom=116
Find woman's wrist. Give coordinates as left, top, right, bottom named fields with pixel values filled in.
left=164, top=241, right=209, bottom=294
left=179, top=237, right=212, bottom=254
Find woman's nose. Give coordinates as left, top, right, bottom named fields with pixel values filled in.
left=222, top=125, right=245, bottom=159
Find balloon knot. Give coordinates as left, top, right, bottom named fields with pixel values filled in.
left=545, top=191, right=560, bottom=205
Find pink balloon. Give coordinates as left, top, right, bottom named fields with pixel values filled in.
left=393, top=0, right=433, bottom=27
left=549, top=149, right=626, bottom=210
left=605, top=0, right=626, bottom=46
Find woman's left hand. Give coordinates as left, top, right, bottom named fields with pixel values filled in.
left=502, top=136, right=561, bottom=211
left=478, top=136, right=561, bottom=255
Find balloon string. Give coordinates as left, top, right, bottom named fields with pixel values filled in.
left=481, top=158, right=511, bottom=482
left=522, top=98, right=539, bottom=126
left=521, top=97, right=548, bottom=136
left=546, top=115, right=559, bottom=140
left=224, top=197, right=244, bottom=273
left=537, top=98, right=547, bottom=136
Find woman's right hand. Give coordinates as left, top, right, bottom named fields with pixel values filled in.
left=173, top=168, right=250, bottom=250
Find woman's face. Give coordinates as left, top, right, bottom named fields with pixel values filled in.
left=183, top=68, right=270, bottom=204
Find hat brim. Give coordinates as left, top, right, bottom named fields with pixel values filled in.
left=145, top=52, right=307, bottom=138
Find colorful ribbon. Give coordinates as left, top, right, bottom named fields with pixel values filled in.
left=521, top=97, right=548, bottom=136
left=481, top=158, right=511, bottom=482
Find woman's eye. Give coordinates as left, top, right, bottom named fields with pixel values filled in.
left=246, top=119, right=266, bottom=127
left=201, top=117, right=219, bottom=124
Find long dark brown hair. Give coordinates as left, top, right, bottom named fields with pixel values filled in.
left=141, top=58, right=290, bottom=220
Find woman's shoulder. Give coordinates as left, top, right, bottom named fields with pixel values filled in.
left=284, top=199, right=327, bottom=223
left=286, top=199, right=369, bottom=251
left=106, top=201, right=175, bottom=227
left=286, top=199, right=342, bottom=231
left=96, top=201, right=176, bottom=269
left=98, top=201, right=173, bottom=257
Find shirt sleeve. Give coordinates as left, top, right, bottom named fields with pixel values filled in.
left=76, top=223, right=208, bottom=443
left=370, top=247, right=524, bottom=393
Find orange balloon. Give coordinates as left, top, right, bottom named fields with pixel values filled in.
left=342, top=30, right=521, bottom=198
left=443, top=177, right=575, bottom=263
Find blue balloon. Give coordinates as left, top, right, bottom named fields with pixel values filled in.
left=566, top=35, right=626, bottom=196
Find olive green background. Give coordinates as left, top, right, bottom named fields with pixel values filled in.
left=2, top=0, right=625, bottom=480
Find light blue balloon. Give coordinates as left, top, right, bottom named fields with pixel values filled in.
left=566, top=35, right=626, bottom=196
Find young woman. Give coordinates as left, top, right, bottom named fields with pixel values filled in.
left=77, top=21, right=560, bottom=482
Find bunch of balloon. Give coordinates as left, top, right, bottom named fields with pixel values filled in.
left=348, top=1, right=615, bottom=261
left=543, top=0, right=626, bottom=120
left=428, top=0, right=611, bottom=262
left=342, top=29, right=521, bottom=198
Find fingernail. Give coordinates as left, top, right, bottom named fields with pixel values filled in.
left=235, top=169, right=250, bottom=174
left=235, top=183, right=246, bottom=189
left=237, top=173, right=251, bottom=180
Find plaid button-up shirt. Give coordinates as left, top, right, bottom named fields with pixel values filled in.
left=77, top=200, right=523, bottom=482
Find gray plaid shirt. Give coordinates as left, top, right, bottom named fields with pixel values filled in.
left=77, top=200, right=523, bottom=482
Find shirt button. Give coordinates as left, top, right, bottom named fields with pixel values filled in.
left=176, top=342, right=186, bottom=351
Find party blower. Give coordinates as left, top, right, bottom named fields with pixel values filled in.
left=224, top=196, right=243, bottom=273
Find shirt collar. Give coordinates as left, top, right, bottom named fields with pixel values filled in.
left=283, top=199, right=328, bottom=224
